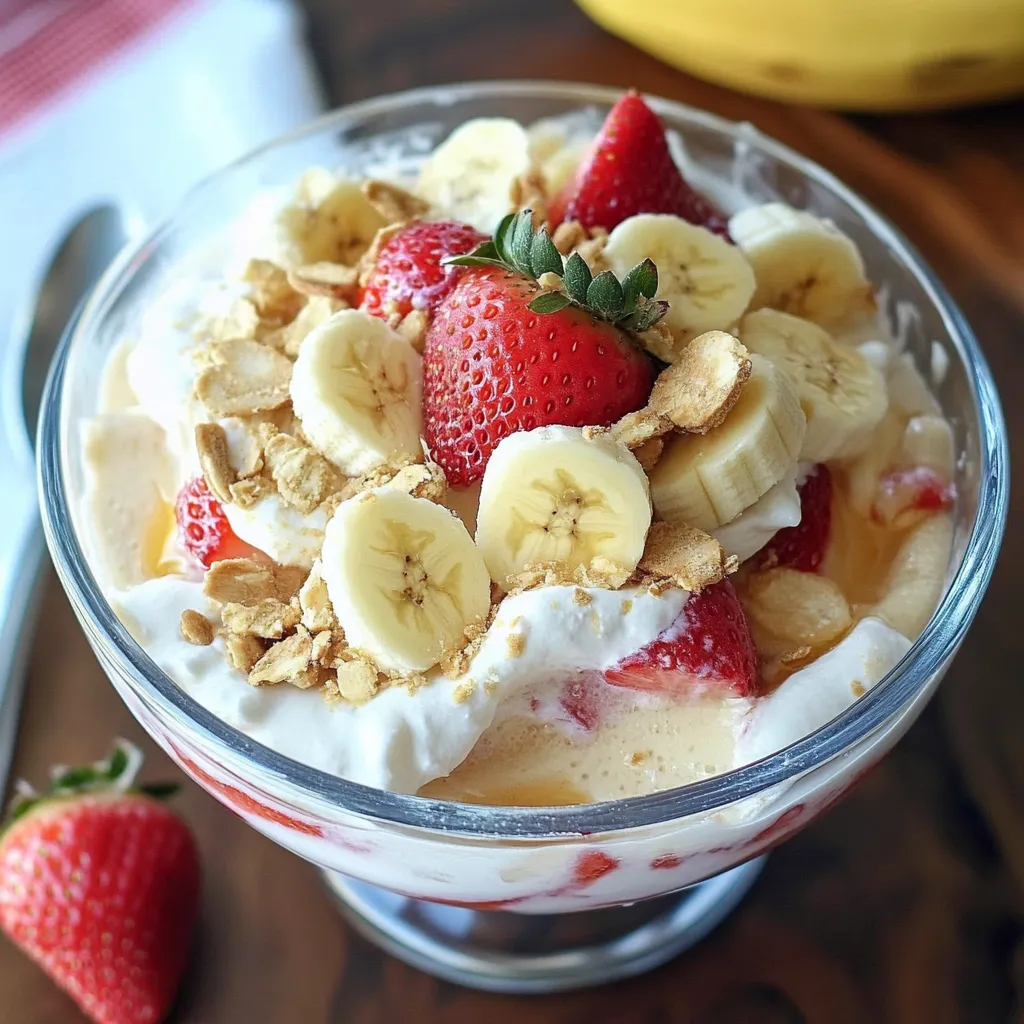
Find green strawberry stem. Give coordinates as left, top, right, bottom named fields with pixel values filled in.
left=6, top=740, right=179, bottom=830
left=445, top=209, right=669, bottom=332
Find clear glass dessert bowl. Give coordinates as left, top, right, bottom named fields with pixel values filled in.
left=38, top=81, right=1008, bottom=993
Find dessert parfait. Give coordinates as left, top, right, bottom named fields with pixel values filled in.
left=81, top=91, right=955, bottom=817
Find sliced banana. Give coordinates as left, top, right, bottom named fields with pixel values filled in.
left=475, top=425, right=652, bottom=587
left=290, top=309, right=422, bottom=476
left=603, top=214, right=756, bottom=355
left=728, top=203, right=874, bottom=329
left=866, top=512, right=953, bottom=638
left=280, top=178, right=387, bottom=265
left=739, top=308, right=887, bottom=462
left=650, top=354, right=806, bottom=531
left=416, top=118, right=532, bottom=233
left=320, top=488, right=491, bottom=674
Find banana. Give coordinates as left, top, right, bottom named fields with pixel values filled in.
left=320, top=488, right=492, bottom=674
left=475, top=425, right=652, bottom=587
left=650, top=353, right=806, bottom=531
left=865, top=512, right=953, bottom=638
left=289, top=308, right=422, bottom=476
left=603, top=214, right=756, bottom=354
left=739, top=308, right=887, bottom=461
left=281, top=177, right=387, bottom=266
left=728, top=204, right=874, bottom=329
left=416, top=118, right=532, bottom=233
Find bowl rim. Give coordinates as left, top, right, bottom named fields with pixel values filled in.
left=38, top=79, right=1009, bottom=838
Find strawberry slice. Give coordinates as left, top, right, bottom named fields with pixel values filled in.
left=548, top=91, right=730, bottom=237
left=359, top=219, right=487, bottom=321
left=176, top=477, right=260, bottom=568
left=760, top=464, right=833, bottom=573
left=605, top=580, right=759, bottom=697
left=872, top=465, right=955, bottom=527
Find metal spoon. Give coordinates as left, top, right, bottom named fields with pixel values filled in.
left=0, top=204, right=130, bottom=798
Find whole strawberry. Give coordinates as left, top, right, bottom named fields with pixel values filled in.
left=359, top=219, right=487, bottom=321
left=424, top=210, right=662, bottom=486
left=549, top=90, right=730, bottom=238
left=0, top=743, right=200, bottom=1024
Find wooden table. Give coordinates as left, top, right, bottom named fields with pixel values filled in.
left=3, top=1, right=1022, bottom=1020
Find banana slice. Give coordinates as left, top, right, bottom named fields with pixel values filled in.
left=739, top=309, right=887, bottom=462
left=281, top=177, right=387, bottom=265
left=416, top=118, right=532, bottom=233
left=865, top=512, right=953, bottom=638
left=290, top=309, right=422, bottom=476
left=650, top=354, right=806, bottom=531
left=728, top=203, right=874, bottom=328
left=603, top=214, right=756, bottom=355
left=320, top=488, right=492, bottom=674
left=475, top=425, right=651, bottom=587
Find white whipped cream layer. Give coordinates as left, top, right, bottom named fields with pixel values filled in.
left=712, top=463, right=802, bottom=563
left=114, top=578, right=686, bottom=793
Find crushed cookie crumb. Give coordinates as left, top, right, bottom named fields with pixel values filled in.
left=508, top=558, right=630, bottom=594
left=635, top=320, right=678, bottom=363
left=203, top=558, right=307, bottom=606
left=509, top=171, right=548, bottom=227
left=194, top=422, right=236, bottom=504
left=506, top=633, right=526, bottom=658
left=248, top=626, right=318, bottom=688
left=224, top=633, right=266, bottom=674
left=851, top=679, right=866, bottom=697
left=620, top=598, right=633, bottom=615
left=396, top=309, right=429, bottom=353
left=649, top=331, right=751, bottom=434
left=286, top=261, right=360, bottom=303
left=453, top=680, right=476, bottom=704
left=334, top=659, right=380, bottom=704
left=609, top=407, right=674, bottom=449
left=180, top=609, right=214, bottom=646
left=362, top=179, right=429, bottom=223
left=572, top=587, right=592, bottom=606
left=243, top=259, right=304, bottom=326
left=385, top=461, right=447, bottom=502
left=638, top=521, right=735, bottom=593
left=484, top=680, right=499, bottom=696
left=626, top=750, right=650, bottom=767
left=209, top=298, right=260, bottom=343
left=633, top=436, right=664, bottom=474
left=195, top=339, right=292, bottom=417
left=262, top=432, right=341, bottom=514
left=221, top=598, right=301, bottom=640
left=299, top=564, right=337, bottom=632
left=550, top=221, right=607, bottom=268
left=229, top=476, right=273, bottom=508
left=265, top=295, right=340, bottom=358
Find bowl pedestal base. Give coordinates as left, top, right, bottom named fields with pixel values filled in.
left=322, top=856, right=765, bottom=993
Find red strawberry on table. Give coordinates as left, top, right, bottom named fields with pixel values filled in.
left=424, top=209, right=661, bottom=486
left=176, top=476, right=261, bottom=568
left=548, top=90, right=730, bottom=238
left=759, top=463, right=833, bottom=573
left=0, top=742, right=200, bottom=1024
left=359, top=219, right=487, bottom=321
left=605, top=579, right=759, bottom=697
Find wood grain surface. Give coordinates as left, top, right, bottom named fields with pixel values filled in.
left=3, top=0, right=1022, bottom=1020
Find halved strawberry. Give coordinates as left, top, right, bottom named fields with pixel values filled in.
left=359, top=219, right=487, bottom=321
left=175, top=477, right=260, bottom=568
left=760, top=464, right=833, bottom=573
left=424, top=210, right=660, bottom=486
left=605, top=580, right=759, bottom=697
left=548, top=91, right=730, bottom=238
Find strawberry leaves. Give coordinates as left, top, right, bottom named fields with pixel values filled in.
left=446, top=209, right=668, bottom=332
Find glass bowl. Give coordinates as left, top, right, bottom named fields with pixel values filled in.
left=38, top=81, right=1007, bottom=993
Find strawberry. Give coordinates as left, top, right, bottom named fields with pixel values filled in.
left=359, top=219, right=486, bottom=321
left=760, top=464, right=833, bottom=572
left=176, top=476, right=260, bottom=568
left=872, top=465, right=955, bottom=528
left=424, top=210, right=661, bottom=485
left=548, top=91, right=730, bottom=238
left=605, top=579, right=759, bottom=697
left=0, top=743, right=200, bottom=1024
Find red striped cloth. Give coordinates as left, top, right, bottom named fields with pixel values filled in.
left=0, top=0, right=196, bottom=138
